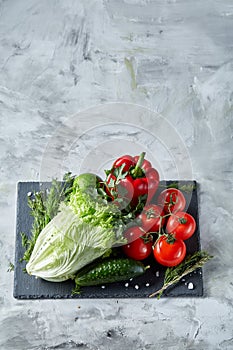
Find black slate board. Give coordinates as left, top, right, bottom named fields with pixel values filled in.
left=14, top=181, right=203, bottom=299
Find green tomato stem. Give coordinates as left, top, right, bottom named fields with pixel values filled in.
left=179, top=217, right=187, bottom=224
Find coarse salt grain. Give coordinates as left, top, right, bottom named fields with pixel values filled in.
left=188, top=282, right=194, bottom=290
left=125, top=283, right=129, bottom=287
left=135, top=285, right=139, bottom=290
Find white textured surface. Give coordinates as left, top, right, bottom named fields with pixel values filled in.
left=1, top=1, right=233, bottom=349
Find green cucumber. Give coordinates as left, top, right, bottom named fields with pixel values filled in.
left=74, top=258, right=149, bottom=291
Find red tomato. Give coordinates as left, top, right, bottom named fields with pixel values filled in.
left=153, top=235, right=186, bottom=266
left=166, top=212, right=196, bottom=240
left=132, top=177, right=148, bottom=199
left=113, top=155, right=136, bottom=172
left=145, top=168, right=160, bottom=204
left=139, top=204, right=165, bottom=233
left=106, top=173, right=134, bottom=203
left=122, top=226, right=153, bottom=260
left=157, top=188, right=186, bottom=214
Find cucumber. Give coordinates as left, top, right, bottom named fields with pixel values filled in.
left=74, top=258, right=149, bottom=289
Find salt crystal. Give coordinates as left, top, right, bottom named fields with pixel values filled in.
left=188, top=282, right=194, bottom=290
left=135, top=285, right=139, bottom=290
left=156, top=271, right=160, bottom=277
left=145, top=283, right=150, bottom=287
left=125, top=283, right=129, bottom=287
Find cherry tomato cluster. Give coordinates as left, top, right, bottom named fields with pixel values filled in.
left=104, top=153, right=197, bottom=267
left=122, top=187, right=196, bottom=267
left=105, top=152, right=159, bottom=208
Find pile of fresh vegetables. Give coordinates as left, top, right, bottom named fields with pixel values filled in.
left=21, top=152, right=212, bottom=298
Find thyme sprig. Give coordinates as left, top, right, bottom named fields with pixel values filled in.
left=149, top=250, right=213, bottom=299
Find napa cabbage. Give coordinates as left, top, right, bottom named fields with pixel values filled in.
left=26, top=175, right=126, bottom=282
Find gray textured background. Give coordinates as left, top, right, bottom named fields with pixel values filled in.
left=1, top=1, right=233, bottom=349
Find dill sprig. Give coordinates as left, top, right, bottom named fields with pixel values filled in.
left=20, top=172, right=75, bottom=263
left=149, top=251, right=213, bottom=299
left=7, top=262, right=15, bottom=272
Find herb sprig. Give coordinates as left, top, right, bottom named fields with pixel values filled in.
left=21, top=173, right=75, bottom=263
left=159, top=182, right=196, bottom=193
left=149, top=250, right=213, bottom=299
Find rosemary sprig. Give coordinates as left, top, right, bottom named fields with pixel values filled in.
left=20, top=173, right=75, bottom=263
left=149, top=251, right=213, bottom=299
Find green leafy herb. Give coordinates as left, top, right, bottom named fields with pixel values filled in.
left=7, top=262, right=14, bottom=272
left=159, top=182, right=196, bottom=193
left=21, top=232, right=29, bottom=248
left=21, top=173, right=75, bottom=263
left=113, top=164, right=128, bottom=183
left=62, top=172, right=76, bottom=202
left=21, top=191, right=48, bottom=263
left=149, top=251, right=213, bottom=299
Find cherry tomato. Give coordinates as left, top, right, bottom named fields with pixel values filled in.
left=106, top=173, right=134, bottom=203
left=133, top=177, right=148, bottom=199
left=122, top=226, right=153, bottom=260
left=145, top=168, right=160, bottom=203
left=107, top=153, right=160, bottom=209
left=166, top=211, right=196, bottom=240
left=153, top=235, right=186, bottom=267
left=157, top=188, right=186, bottom=214
left=113, top=155, right=136, bottom=172
left=116, top=175, right=134, bottom=201
left=139, top=204, right=165, bottom=233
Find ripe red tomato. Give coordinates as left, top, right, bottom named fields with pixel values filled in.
left=153, top=235, right=186, bottom=267
left=106, top=173, right=134, bottom=203
left=145, top=168, right=160, bottom=204
left=132, top=177, right=148, bottom=199
left=166, top=212, right=196, bottom=240
left=113, top=155, right=136, bottom=172
left=122, top=226, right=153, bottom=260
left=139, top=204, right=165, bottom=233
left=157, top=188, right=186, bottom=214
